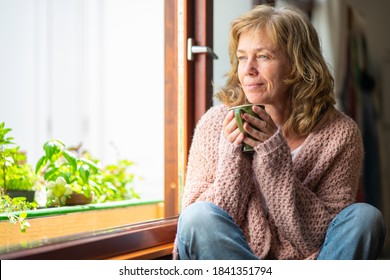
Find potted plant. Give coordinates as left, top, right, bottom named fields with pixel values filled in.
left=35, top=139, right=141, bottom=206
left=1, top=122, right=37, bottom=232
left=61, top=147, right=141, bottom=204
left=0, top=123, right=38, bottom=202
left=2, top=148, right=39, bottom=202
left=35, top=139, right=100, bottom=207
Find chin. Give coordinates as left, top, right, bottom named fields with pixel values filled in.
left=246, top=97, right=264, bottom=105
left=244, top=93, right=263, bottom=104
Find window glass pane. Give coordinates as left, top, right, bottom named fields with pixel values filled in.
left=0, top=0, right=164, bottom=201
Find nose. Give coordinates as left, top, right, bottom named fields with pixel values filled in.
left=243, top=58, right=258, bottom=76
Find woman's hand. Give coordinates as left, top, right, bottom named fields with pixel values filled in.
left=242, top=105, right=278, bottom=148
left=223, top=110, right=245, bottom=145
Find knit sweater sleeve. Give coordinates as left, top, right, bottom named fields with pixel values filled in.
left=181, top=105, right=255, bottom=224
left=251, top=111, right=363, bottom=256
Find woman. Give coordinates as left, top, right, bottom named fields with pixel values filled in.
left=175, top=5, right=385, bottom=259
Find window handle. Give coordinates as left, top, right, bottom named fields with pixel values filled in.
left=187, top=38, right=218, bottom=61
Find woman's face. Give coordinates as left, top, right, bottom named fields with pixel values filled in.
left=237, top=29, right=291, bottom=108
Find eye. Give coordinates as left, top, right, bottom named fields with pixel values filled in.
left=257, top=54, right=269, bottom=60
left=237, top=55, right=247, bottom=62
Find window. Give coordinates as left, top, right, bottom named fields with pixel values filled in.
left=0, top=0, right=166, bottom=201
left=0, top=0, right=169, bottom=258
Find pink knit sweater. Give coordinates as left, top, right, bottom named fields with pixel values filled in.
left=175, top=104, right=363, bottom=260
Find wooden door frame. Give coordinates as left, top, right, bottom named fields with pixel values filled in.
left=164, top=0, right=179, bottom=217
left=189, top=0, right=214, bottom=125
left=164, top=0, right=214, bottom=217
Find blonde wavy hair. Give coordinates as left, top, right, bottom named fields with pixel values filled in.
left=215, top=5, right=336, bottom=136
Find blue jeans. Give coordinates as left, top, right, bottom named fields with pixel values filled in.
left=177, top=202, right=386, bottom=260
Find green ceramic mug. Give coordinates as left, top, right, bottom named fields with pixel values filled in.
left=229, top=104, right=265, bottom=152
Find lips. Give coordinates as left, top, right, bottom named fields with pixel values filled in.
left=244, top=83, right=265, bottom=90
left=245, top=83, right=263, bottom=87
left=243, top=79, right=265, bottom=86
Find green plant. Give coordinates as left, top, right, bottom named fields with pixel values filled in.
left=36, top=139, right=141, bottom=206
left=0, top=122, right=141, bottom=233
left=1, top=122, right=37, bottom=232
left=72, top=149, right=141, bottom=203
left=93, top=158, right=141, bottom=202
left=0, top=122, right=14, bottom=195
left=1, top=148, right=38, bottom=192
left=35, top=139, right=100, bottom=206
left=0, top=123, right=38, bottom=193
left=0, top=195, right=36, bottom=233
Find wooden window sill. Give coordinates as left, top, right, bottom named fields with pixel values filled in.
left=0, top=216, right=178, bottom=260
left=0, top=199, right=164, bottom=248
left=107, top=243, right=174, bottom=260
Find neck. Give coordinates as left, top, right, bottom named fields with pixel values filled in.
left=263, top=102, right=306, bottom=151
left=264, top=104, right=290, bottom=128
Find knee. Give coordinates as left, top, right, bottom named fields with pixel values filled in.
left=178, top=202, right=223, bottom=237
left=341, top=203, right=385, bottom=236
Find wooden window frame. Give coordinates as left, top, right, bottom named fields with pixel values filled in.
left=164, top=0, right=180, bottom=217
left=165, top=0, right=213, bottom=216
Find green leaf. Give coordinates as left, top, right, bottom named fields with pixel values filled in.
left=43, top=167, right=59, bottom=181
left=79, top=164, right=90, bottom=184
left=4, top=156, right=14, bottom=166
left=43, top=139, right=64, bottom=159
left=91, top=183, right=102, bottom=195
left=43, top=141, right=57, bottom=159
left=3, top=136, right=14, bottom=145
left=64, top=175, right=76, bottom=184
left=19, top=211, right=28, bottom=219
left=35, top=156, right=46, bottom=173
left=80, top=158, right=99, bottom=173
left=63, top=150, right=77, bottom=172
left=1, top=128, right=12, bottom=138
left=20, top=220, right=30, bottom=233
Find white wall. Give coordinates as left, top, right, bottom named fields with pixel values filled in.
left=0, top=0, right=164, bottom=200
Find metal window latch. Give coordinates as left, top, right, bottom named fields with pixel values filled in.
left=187, top=38, right=218, bottom=61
